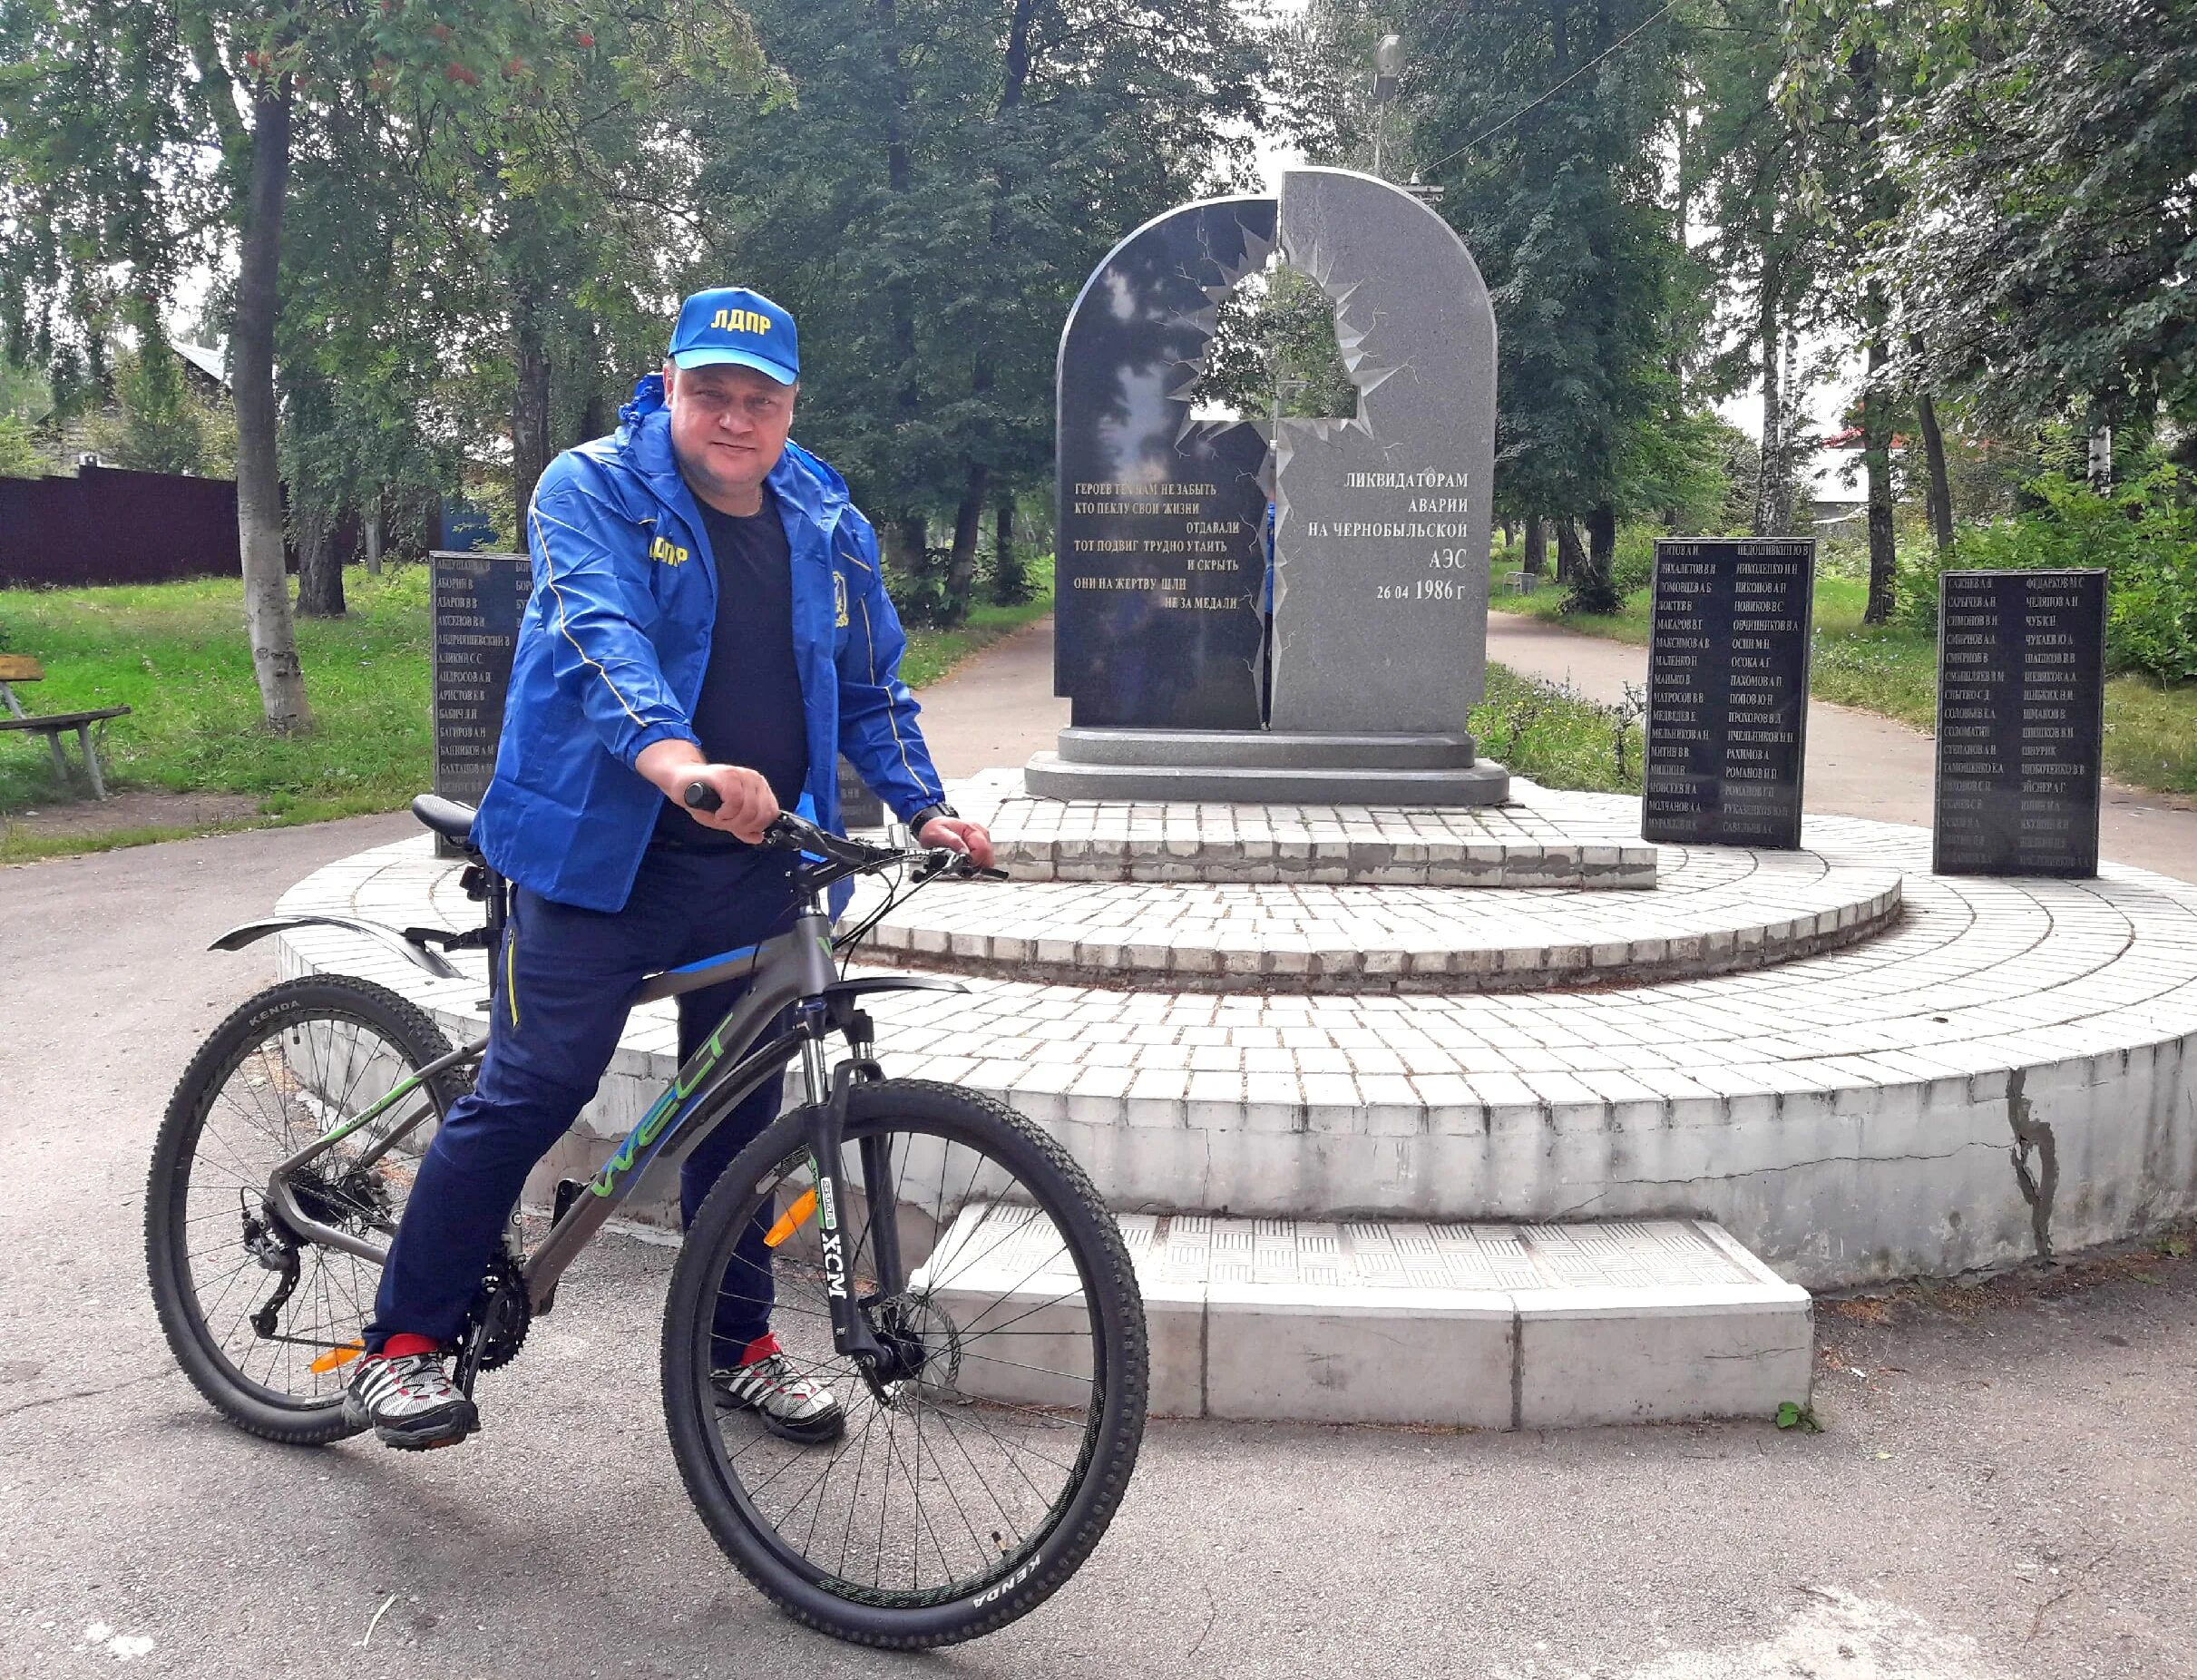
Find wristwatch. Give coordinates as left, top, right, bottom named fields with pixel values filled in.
left=906, top=803, right=959, bottom=835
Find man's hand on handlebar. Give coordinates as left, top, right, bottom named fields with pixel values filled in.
left=636, top=739, right=778, bottom=844
left=916, top=815, right=995, bottom=871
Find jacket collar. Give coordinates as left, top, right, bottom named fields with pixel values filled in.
left=616, top=373, right=847, bottom=534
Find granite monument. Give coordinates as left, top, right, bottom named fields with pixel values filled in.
left=1933, top=569, right=2106, bottom=877
left=1642, top=538, right=1814, bottom=848
left=1028, top=167, right=1507, bottom=806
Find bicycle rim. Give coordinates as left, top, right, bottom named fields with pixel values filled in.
left=681, top=1099, right=1128, bottom=1614
left=168, top=1003, right=441, bottom=1410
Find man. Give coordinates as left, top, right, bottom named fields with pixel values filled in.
left=345, top=286, right=993, bottom=1451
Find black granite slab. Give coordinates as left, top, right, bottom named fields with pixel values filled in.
left=431, top=552, right=532, bottom=832
left=1641, top=538, right=1815, bottom=848
left=838, top=757, right=884, bottom=829
left=1054, top=196, right=1276, bottom=731
left=1933, top=569, right=2105, bottom=877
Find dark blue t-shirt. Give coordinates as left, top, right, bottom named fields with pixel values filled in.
left=652, top=489, right=810, bottom=850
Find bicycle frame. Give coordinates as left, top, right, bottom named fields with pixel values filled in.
left=259, top=887, right=968, bottom=1369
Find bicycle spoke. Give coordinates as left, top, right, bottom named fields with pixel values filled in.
left=689, top=1109, right=1119, bottom=1607
left=168, top=1001, right=446, bottom=1412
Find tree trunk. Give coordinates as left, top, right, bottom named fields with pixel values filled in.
left=883, top=514, right=929, bottom=606
left=875, top=0, right=921, bottom=424
left=944, top=462, right=990, bottom=624
left=1522, top=514, right=1547, bottom=577
left=1860, top=329, right=1898, bottom=625
left=1566, top=504, right=1622, bottom=615
left=577, top=386, right=610, bottom=447
left=991, top=496, right=1024, bottom=604
left=1752, top=251, right=1784, bottom=539
left=233, top=83, right=311, bottom=731
left=363, top=495, right=383, bottom=577
left=295, top=503, right=346, bottom=617
left=1554, top=518, right=1586, bottom=586
left=511, top=280, right=552, bottom=520
left=1915, top=390, right=1954, bottom=555
left=575, top=317, right=611, bottom=445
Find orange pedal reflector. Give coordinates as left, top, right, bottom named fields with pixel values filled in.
left=764, top=1187, right=818, bottom=1249
left=310, top=1342, right=365, bottom=1374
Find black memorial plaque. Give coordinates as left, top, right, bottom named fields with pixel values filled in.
left=1642, top=538, right=1815, bottom=848
left=1055, top=197, right=1276, bottom=731
left=432, top=551, right=532, bottom=847
left=1932, top=569, right=2105, bottom=877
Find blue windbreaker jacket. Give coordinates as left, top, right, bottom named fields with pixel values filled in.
left=469, top=374, right=948, bottom=913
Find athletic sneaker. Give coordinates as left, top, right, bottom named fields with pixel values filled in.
left=712, top=1349, right=845, bottom=1444
left=343, top=1351, right=478, bottom=1450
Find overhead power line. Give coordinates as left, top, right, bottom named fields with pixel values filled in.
left=1417, top=0, right=1683, bottom=175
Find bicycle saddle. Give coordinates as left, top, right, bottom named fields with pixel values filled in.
left=411, top=793, right=479, bottom=847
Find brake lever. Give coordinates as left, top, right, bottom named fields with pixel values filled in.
left=922, top=848, right=1008, bottom=882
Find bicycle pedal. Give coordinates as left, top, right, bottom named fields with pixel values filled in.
left=552, top=1178, right=585, bottom=1226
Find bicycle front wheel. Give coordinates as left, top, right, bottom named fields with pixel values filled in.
left=661, top=1079, right=1147, bottom=1647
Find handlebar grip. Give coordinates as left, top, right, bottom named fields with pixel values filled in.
left=682, top=780, right=721, bottom=812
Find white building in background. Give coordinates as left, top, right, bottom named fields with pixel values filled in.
left=1798, top=426, right=1906, bottom=530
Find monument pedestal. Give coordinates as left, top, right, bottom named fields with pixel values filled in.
left=1023, top=727, right=1509, bottom=806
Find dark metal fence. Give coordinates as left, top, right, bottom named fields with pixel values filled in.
left=0, top=464, right=245, bottom=589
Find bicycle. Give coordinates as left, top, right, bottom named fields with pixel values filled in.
left=144, top=790, right=1148, bottom=1647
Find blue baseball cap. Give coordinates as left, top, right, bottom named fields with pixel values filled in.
left=668, top=287, right=799, bottom=385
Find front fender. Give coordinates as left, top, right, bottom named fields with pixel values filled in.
left=210, top=915, right=464, bottom=982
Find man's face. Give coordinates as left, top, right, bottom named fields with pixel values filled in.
left=664, top=361, right=796, bottom=510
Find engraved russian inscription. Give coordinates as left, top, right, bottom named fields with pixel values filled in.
left=1932, top=569, right=2105, bottom=877
left=431, top=550, right=532, bottom=819
left=1053, top=197, right=1276, bottom=730
left=1641, top=538, right=1814, bottom=848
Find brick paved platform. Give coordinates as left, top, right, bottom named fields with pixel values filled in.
left=854, top=839, right=1900, bottom=992
left=273, top=791, right=2197, bottom=1290
left=961, top=769, right=1657, bottom=888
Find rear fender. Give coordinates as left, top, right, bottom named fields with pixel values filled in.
left=210, top=915, right=464, bottom=982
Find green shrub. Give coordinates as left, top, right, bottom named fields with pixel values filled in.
left=1610, top=524, right=1657, bottom=597
left=1897, top=465, right=2197, bottom=682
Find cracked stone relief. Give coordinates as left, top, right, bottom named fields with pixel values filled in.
left=1267, top=168, right=1498, bottom=737
left=1054, top=194, right=1276, bottom=731
left=1053, top=168, right=1496, bottom=739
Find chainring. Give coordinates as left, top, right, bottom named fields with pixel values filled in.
left=470, top=1249, right=532, bottom=1372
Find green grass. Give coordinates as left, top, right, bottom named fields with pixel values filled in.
left=0, top=561, right=1055, bottom=856
left=1470, top=663, right=1644, bottom=795
left=0, top=570, right=437, bottom=822
left=1489, top=552, right=2197, bottom=796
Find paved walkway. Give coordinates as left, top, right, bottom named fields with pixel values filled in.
left=5, top=624, right=2195, bottom=1675
left=5, top=816, right=2196, bottom=1676
left=1488, top=611, right=2197, bottom=884
left=913, top=614, right=1069, bottom=780
left=919, top=612, right=2197, bottom=883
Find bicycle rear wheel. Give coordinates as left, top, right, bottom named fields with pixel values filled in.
left=145, top=975, right=466, bottom=1443
left=661, top=1079, right=1147, bottom=1647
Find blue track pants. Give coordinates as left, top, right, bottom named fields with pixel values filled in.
left=369, top=843, right=800, bottom=1366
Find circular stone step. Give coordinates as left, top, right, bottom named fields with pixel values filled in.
left=269, top=795, right=2197, bottom=1289
left=852, top=851, right=1903, bottom=991
left=961, top=769, right=1659, bottom=889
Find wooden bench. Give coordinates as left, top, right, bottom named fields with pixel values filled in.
left=0, top=654, right=131, bottom=799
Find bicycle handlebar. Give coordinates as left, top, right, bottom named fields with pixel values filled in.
left=680, top=780, right=1004, bottom=882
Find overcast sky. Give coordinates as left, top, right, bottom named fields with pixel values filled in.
left=1239, top=0, right=1855, bottom=449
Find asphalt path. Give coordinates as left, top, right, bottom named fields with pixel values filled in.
left=5, top=638, right=2197, bottom=1678
left=1485, top=612, right=2197, bottom=883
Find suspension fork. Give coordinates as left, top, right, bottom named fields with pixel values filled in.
left=799, top=1052, right=908, bottom=1368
